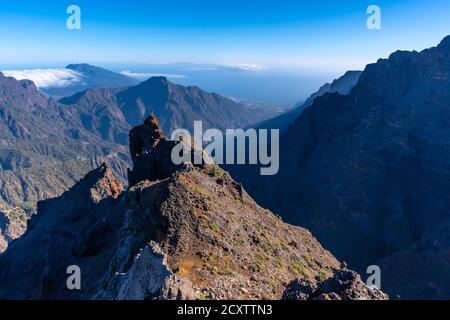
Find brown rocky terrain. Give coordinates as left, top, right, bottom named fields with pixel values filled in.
left=0, top=115, right=387, bottom=300
left=283, top=269, right=388, bottom=300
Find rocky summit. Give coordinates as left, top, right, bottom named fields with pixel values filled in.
left=0, top=115, right=386, bottom=300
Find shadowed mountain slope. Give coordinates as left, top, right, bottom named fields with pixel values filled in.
left=254, top=70, right=361, bottom=132
left=0, top=115, right=387, bottom=300
left=0, top=72, right=130, bottom=252
left=229, top=36, right=450, bottom=299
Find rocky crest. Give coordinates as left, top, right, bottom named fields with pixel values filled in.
left=128, top=115, right=181, bottom=185
left=283, top=269, right=388, bottom=300
left=0, top=115, right=386, bottom=300
left=231, top=35, right=450, bottom=299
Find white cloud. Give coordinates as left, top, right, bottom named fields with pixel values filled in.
left=230, top=64, right=268, bottom=72
left=121, top=70, right=187, bottom=80
left=2, top=68, right=84, bottom=88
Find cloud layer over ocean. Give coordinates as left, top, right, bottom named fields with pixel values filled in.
left=2, top=69, right=84, bottom=88
left=120, top=70, right=186, bottom=80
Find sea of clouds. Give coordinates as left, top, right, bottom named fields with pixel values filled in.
left=2, top=68, right=84, bottom=88
left=120, top=70, right=187, bottom=80
left=231, top=64, right=268, bottom=72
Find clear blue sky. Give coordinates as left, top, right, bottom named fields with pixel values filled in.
left=1, top=0, right=449, bottom=73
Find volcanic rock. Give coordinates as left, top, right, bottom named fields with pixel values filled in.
left=0, top=116, right=377, bottom=300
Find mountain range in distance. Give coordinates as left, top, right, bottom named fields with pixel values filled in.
left=1, top=35, right=449, bottom=300
left=2, top=62, right=318, bottom=108
left=59, top=75, right=281, bottom=142
left=96, top=62, right=328, bottom=105
left=0, top=66, right=295, bottom=253
left=254, top=70, right=362, bottom=133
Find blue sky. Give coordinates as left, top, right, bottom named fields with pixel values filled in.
left=0, top=0, right=449, bottom=104
left=1, top=0, right=449, bottom=69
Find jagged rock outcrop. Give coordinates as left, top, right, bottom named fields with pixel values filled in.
left=95, top=241, right=197, bottom=300
left=127, top=114, right=213, bottom=185
left=0, top=163, right=124, bottom=299
left=230, top=35, right=450, bottom=299
left=127, top=115, right=182, bottom=185
left=0, top=115, right=387, bottom=300
left=159, top=275, right=197, bottom=300
left=282, top=269, right=388, bottom=300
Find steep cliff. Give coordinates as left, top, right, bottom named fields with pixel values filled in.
left=231, top=35, right=450, bottom=299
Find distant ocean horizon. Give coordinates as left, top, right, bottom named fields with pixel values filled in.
left=0, top=62, right=344, bottom=106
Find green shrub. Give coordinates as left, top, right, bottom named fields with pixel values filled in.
left=315, top=273, right=327, bottom=282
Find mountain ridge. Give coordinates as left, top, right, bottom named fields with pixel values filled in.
left=0, top=72, right=130, bottom=252
left=254, top=70, right=362, bottom=132
left=0, top=72, right=285, bottom=253
left=0, top=115, right=387, bottom=300
left=60, top=76, right=278, bottom=141
left=230, top=35, right=450, bottom=299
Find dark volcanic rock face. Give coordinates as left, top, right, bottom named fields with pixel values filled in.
left=255, top=70, right=361, bottom=133
left=127, top=115, right=184, bottom=185
left=300, top=70, right=362, bottom=109
left=0, top=116, right=369, bottom=300
left=232, top=36, right=450, bottom=299
left=0, top=164, right=124, bottom=299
